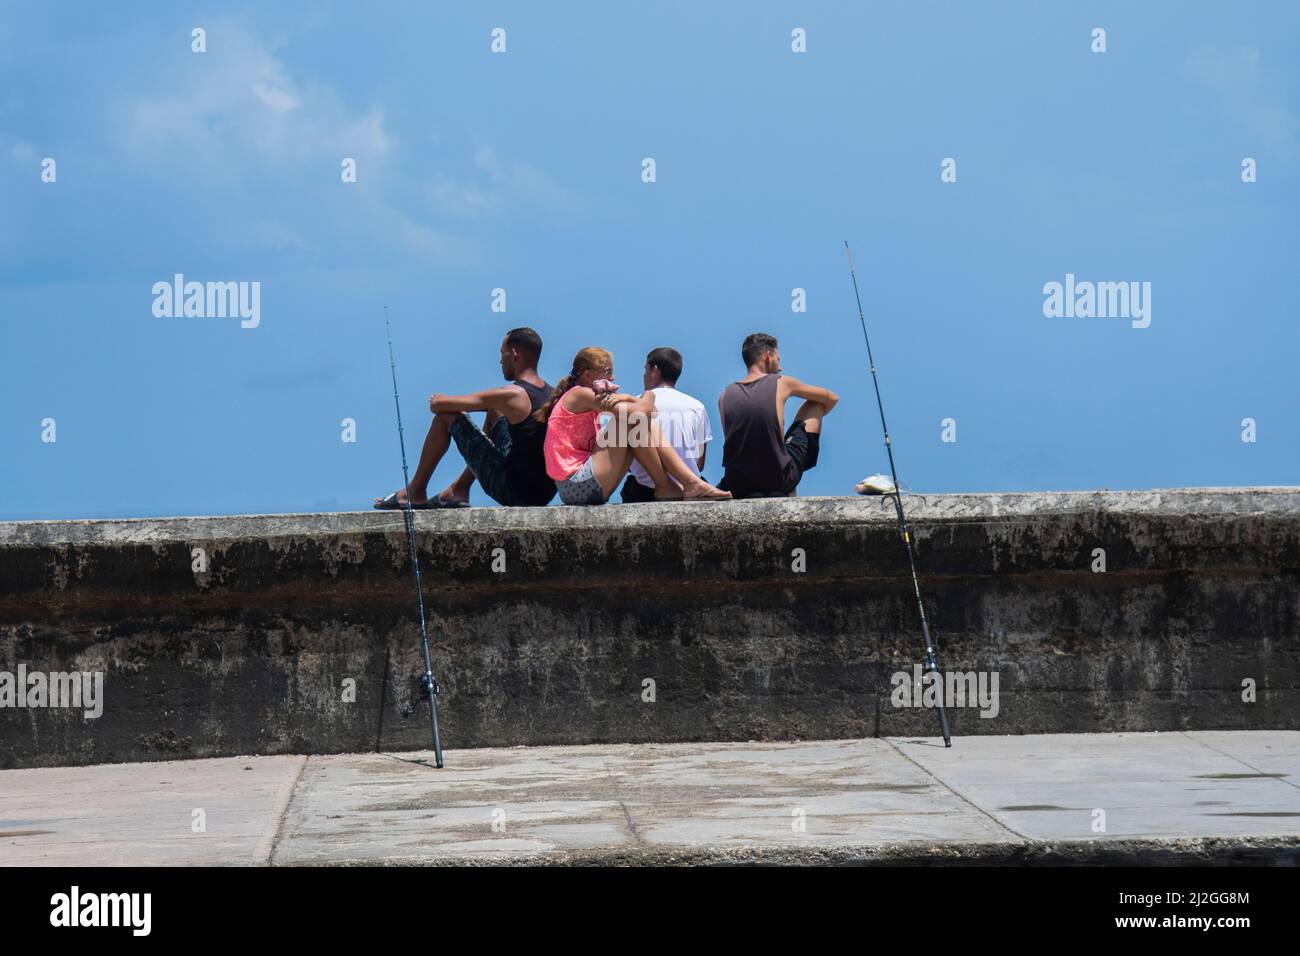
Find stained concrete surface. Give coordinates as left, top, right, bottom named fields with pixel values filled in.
left=0, top=754, right=305, bottom=865
left=4, top=489, right=1299, bottom=767
left=1, top=732, right=1297, bottom=866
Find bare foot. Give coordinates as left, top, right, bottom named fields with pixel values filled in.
left=683, top=480, right=731, bottom=500
left=653, top=485, right=684, bottom=501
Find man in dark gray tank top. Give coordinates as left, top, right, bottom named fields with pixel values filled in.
left=718, top=333, right=838, bottom=498
left=372, top=327, right=557, bottom=509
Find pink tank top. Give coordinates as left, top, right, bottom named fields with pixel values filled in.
left=544, top=397, right=600, bottom=481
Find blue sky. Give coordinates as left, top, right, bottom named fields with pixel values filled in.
left=2, top=2, right=1296, bottom=519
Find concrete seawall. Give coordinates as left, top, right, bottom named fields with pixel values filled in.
left=1, top=488, right=1297, bottom=768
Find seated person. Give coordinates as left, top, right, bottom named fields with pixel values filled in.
left=539, top=346, right=730, bottom=506
left=620, top=347, right=712, bottom=503
left=717, top=332, right=837, bottom=498
left=373, top=327, right=556, bottom=509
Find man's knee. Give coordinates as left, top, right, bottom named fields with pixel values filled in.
left=437, top=411, right=475, bottom=439
left=796, top=402, right=825, bottom=434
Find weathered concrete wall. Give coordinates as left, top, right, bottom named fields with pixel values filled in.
left=1, top=489, right=1297, bottom=768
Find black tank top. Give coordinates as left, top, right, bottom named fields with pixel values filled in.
left=719, top=373, right=794, bottom=497
left=506, top=380, right=557, bottom=505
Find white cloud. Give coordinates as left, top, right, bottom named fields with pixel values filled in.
left=1184, top=46, right=1296, bottom=146
left=344, top=110, right=394, bottom=158
left=427, top=176, right=500, bottom=217
left=252, top=82, right=299, bottom=114
left=254, top=220, right=313, bottom=252
left=474, top=144, right=503, bottom=178
left=8, top=141, right=36, bottom=164
left=103, top=19, right=577, bottom=269
left=1185, top=46, right=1260, bottom=88
left=105, top=19, right=482, bottom=268
left=117, top=20, right=393, bottom=167
left=427, top=142, right=579, bottom=219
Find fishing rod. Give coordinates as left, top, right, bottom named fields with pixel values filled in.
left=843, top=241, right=952, bottom=748
left=384, top=306, right=445, bottom=768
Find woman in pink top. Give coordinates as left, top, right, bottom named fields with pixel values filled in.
left=539, top=346, right=731, bottom=506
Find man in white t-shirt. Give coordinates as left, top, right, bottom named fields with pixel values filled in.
left=621, top=347, right=714, bottom=503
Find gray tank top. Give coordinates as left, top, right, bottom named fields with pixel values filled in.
left=719, top=373, right=792, bottom=497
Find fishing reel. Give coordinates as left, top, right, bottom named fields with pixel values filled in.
left=401, top=672, right=440, bottom=718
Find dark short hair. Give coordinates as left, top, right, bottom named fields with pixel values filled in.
left=741, top=332, right=778, bottom=367
left=645, top=347, right=682, bottom=385
left=504, top=327, right=542, bottom=359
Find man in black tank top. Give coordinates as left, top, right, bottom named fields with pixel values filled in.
left=372, top=328, right=557, bottom=509
left=718, top=332, right=838, bottom=498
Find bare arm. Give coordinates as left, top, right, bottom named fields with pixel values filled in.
left=567, top=388, right=655, bottom=415
left=429, top=385, right=530, bottom=420
left=779, top=376, right=839, bottom=413
left=625, top=391, right=657, bottom=414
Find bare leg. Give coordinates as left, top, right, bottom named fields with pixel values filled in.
left=595, top=409, right=679, bottom=498
left=374, top=411, right=458, bottom=507
left=586, top=412, right=675, bottom=500
left=442, top=467, right=475, bottom=502
left=630, top=441, right=682, bottom=500
left=598, top=409, right=729, bottom=500
left=792, top=400, right=826, bottom=434
left=587, top=443, right=636, bottom=500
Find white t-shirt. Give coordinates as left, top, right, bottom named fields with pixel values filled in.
left=629, top=386, right=713, bottom=487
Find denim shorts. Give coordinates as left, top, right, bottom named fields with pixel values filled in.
left=556, top=457, right=606, bottom=506
left=449, top=414, right=517, bottom=506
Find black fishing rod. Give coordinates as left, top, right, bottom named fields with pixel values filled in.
left=384, top=306, right=445, bottom=768
left=843, top=241, right=952, bottom=747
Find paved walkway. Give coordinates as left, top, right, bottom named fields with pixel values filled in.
left=2, top=732, right=1297, bottom=865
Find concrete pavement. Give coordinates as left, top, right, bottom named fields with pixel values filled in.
left=2, top=732, right=1297, bottom=865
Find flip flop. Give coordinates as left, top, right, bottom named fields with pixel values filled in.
left=429, top=494, right=470, bottom=509
left=681, top=487, right=732, bottom=502
left=373, top=492, right=432, bottom=510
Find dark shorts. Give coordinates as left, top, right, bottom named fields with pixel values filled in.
left=784, top=419, right=820, bottom=484
left=449, top=414, right=543, bottom=507
left=619, top=474, right=657, bottom=503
